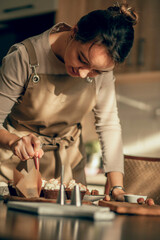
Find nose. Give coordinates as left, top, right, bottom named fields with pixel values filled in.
left=78, top=68, right=90, bottom=78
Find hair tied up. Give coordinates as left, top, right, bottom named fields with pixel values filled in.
left=111, top=2, right=138, bottom=26
left=127, top=7, right=132, bottom=12
left=120, top=3, right=138, bottom=26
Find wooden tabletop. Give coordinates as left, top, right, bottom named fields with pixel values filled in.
left=99, top=200, right=160, bottom=216
left=1, top=199, right=160, bottom=240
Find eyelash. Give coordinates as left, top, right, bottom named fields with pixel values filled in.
left=78, top=56, right=87, bottom=65
left=78, top=56, right=109, bottom=75
left=94, top=70, right=102, bottom=75
left=78, top=58, right=101, bottom=75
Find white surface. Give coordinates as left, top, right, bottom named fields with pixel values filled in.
left=7, top=201, right=115, bottom=221
left=124, top=194, right=147, bottom=203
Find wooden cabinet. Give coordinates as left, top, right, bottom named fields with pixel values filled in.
left=0, top=1, right=58, bottom=65
left=0, top=0, right=58, bottom=21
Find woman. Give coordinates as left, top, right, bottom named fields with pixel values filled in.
left=0, top=3, right=138, bottom=200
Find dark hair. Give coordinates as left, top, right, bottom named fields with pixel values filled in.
left=75, top=3, right=138, bottom=63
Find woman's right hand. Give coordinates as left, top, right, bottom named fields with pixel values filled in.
left=10, top=133, right=44, bottom=161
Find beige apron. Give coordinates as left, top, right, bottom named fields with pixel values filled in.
left=0, top=39, right=96, bottom=185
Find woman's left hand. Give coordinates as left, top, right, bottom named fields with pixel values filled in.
left=111, top=188, right=125, bottom=201
left=104, top=176, right=125, bottom=201
left=104, top=188, right=125, bottom=201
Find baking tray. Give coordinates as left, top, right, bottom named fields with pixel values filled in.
left=7, top=201, right=115, bottom=221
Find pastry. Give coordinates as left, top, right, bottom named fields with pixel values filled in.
left=65, top=179, right=87, bottom=200
left=43, top=178, right=60, bottom=199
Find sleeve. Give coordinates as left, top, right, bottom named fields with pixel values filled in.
left=0, top=44, right=29, bottom=129
left=93, top=71, right=124, bottom=174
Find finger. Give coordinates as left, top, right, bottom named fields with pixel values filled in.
left=104, top=178, right=110, bottom=195
left=115, top=193, right=125, bottom=202
left=14, top=146, right=24, bottom=160
left=30, top=135, right=43, bottom=158
left=145, top=198, right=155, bottom=206
left=103, top=194, right=110, bottom=201
left=21, top=145, right=31, bottom=160
left=20, top=135, right=35, bottom=157
left=38, top=148, right=44, bottom=158
left=34, top=155, right=39, bottom=171
left=30, top=134, right=41, bottom=152
left=21, top=139, right=35, bottom=159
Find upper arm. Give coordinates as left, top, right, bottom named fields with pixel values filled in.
left=93, top=71, right=119, bottom=125
left=0, top=44, right=29, bottom=127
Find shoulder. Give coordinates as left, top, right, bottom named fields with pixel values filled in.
left=50, top=22, right=71, bottom=34
left=3, top=43, right=29, bottom=69
left=95, top=71, right=115, bottom=82
left=1, top=43, right=30, bottom=84
left=95, top=71, right=116, bottom=91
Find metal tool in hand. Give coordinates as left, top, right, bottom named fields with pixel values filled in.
left=34, top=156, right=39, bottom=171
left=34, top=143, right=43, bottom=171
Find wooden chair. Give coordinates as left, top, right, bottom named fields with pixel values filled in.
left=124, top=155, right=160, bottom=205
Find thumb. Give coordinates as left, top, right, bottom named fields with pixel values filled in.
left=105, top=178, right=110, bottom=195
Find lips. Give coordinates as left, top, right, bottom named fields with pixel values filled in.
left=72, top=67, right=79, bottom=76
left=67, top=67, right=79, bottom=77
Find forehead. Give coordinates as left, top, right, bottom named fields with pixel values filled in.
left=80, top=41, right=114, bottom=70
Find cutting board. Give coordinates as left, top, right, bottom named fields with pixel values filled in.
left=99, top=200, right=160, bottom=216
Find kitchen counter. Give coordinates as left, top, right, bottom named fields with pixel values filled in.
left=0, top=200, right=160, bottom=240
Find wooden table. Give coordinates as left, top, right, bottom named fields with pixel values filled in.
left=0, top=200, right=160, bottom=240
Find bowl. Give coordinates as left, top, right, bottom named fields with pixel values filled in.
left=124, top=194, right=147, bottom=203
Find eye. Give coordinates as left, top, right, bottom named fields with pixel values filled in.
left=93, top=70, right=102, bottom=75
left=78, top=55, right=87, bottom=65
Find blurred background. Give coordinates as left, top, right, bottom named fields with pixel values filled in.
left=0, top=0, right=160, bottom=190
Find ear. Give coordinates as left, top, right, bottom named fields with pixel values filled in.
left=71, top=25, right=78, bottom=38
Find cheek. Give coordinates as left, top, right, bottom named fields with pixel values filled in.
left=63, top=49, right=69, bottom=63
left=64, top=42, right=79, bottom=66
left=64, top=48, right=73, bottom=65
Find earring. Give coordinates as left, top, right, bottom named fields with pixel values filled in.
left=86, top=77, right=93, bottom=83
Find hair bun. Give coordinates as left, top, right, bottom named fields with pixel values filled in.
left=120, top=3, right=138, bottom=26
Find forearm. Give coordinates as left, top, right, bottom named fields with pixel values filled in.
left=104, top=171, right=125, bottom=201
left=107, top=171, right=123, bottom=188
left=0, top=129, right=20, bottom=150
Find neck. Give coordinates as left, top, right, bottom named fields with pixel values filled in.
left=49, top=31, right=71, bottom=63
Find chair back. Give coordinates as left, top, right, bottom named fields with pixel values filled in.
left=124, top=155, right=160, bottom=205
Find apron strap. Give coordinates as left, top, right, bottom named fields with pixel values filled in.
left=21, top=39, right=40, bottom=83
left=21, top=39, right=39, bottom=66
